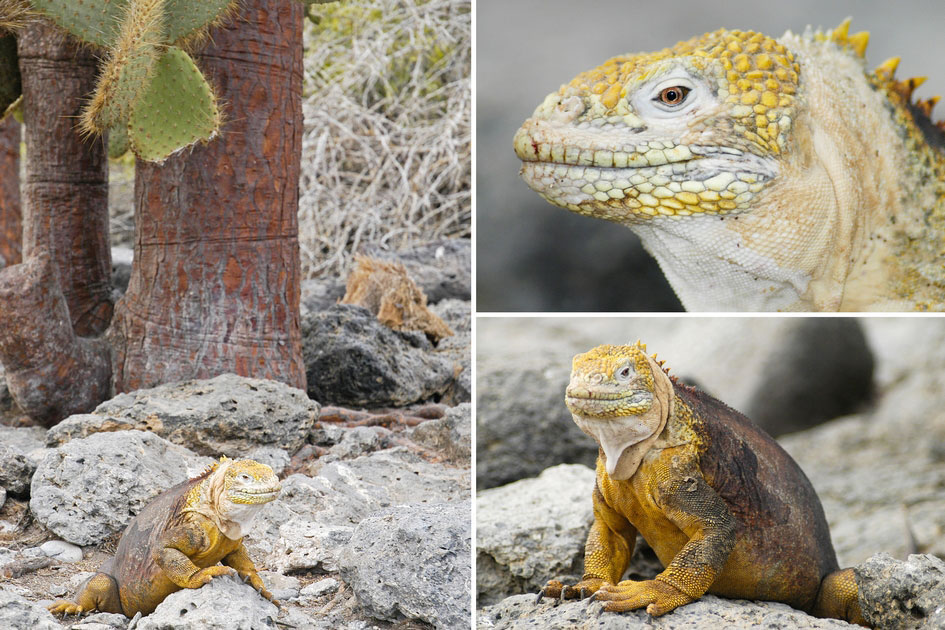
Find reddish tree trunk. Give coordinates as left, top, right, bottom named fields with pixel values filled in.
left=16, top=22, right=112, bottom=336
left=0, top=115, right=19, bottom=267
left=108, top=0, right=305, bottom=392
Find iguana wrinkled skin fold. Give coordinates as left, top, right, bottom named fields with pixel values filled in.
left=514, top=19, right=945, bottom=311
left=48, top=457, right=281, bottom=618
left=537, top=343, right=866, bottom=625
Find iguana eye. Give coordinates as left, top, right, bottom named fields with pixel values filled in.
left=617, top=365, right=632, bottom=381
left=237, top=473, right=252, bottom=483
left=656, top=86, right=690, bottom=106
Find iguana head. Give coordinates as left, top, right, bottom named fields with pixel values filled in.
left=186, top=457, right=281, bottom=539
left=514, top=28, right=800, bottom=221
left=566, top=342, right=674, bottom=480
left=514, top=20, right=945, bottom=311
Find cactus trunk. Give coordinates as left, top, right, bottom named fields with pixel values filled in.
left=0, top=115, right=19, bottom=267
left=108, top=0, right=305, bottom=392
left=16, top=21, right=112, bottom=336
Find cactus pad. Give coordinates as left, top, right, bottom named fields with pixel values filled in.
left=162, top=0, right=237, bottom=45
left=30, top=0, right=128, bottom=47
left=0, top=34, right=20, bottom=119
left=81, top=0, right=162, bottom=133
left=128, top=46, right=220, bottom=162
left=107, top=124, right=129, bottom=158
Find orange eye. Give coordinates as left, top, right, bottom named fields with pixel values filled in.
left=657, top=86, right=691, bottom=106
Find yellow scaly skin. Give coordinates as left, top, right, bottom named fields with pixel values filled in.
left=537, top=343, right=866, bottom=625
left=48, top=457, right=281, bottom=618
left=514, top=19, right=945, bottom=312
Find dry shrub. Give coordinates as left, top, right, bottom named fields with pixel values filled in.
left=298, top=0, right=471, bottom=279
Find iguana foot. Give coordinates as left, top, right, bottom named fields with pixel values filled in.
left=594, top=578, right=693, bottom=616
left=188, top=565, right=237, bottom=588
left=536, top=578, right=608, bottom=604
left=47, top=599, right=85, bottom=616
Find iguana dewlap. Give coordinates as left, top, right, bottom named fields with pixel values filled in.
left=514, top=19, right=945, bottom=311
left=48, top=457, right=281, bottom=618
left=538, top=343, right=865, bottom=625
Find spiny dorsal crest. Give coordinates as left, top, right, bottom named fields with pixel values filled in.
left=824, top=17, right=944, bottom=132
left=194, top=455, right=232, bottom=480
left=629, top=340, right=672, bottom=376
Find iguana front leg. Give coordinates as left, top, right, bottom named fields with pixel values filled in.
left=153, top=525, right=236, bottom=589
left=222, top=543, right=279, bottom=606
left=594, top=474, right=736, bottom=616
left=540, top=484, right=637, bottom=600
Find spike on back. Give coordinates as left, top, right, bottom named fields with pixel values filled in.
left=847, top=31, right=869, bottom=58
left=830, top=17, right=851, bottom=43
left=874, top=57, right=900, bottom=81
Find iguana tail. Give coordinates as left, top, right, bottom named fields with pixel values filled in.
left=812, top=567, right=867, bottom=627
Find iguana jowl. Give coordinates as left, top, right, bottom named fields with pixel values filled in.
left=537, top=343, right=865, bottom=625
left=48, top=457, right=281, bottom=618
left=514, top=19, right=945, bottom=311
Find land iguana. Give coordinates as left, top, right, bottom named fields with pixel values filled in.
left=514, top=19, right=945, bottom=311
left=536, top=342, right=865, bottom=625
left=48, top=457, right=281, bottom=618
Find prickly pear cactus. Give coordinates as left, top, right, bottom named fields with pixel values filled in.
left=128, top=46, right=220, bottom=162
left=30, top=0, right=125, bottom=47
left=29, top=0, right=239, bottom=161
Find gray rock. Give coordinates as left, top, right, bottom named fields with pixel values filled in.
left=477, top=360, right=596, bottom=489
left=48, top=374, right=318, bottom=457
left=110, top=246, right=133, bottom=300
left=303, top=304, right=454, bottom=407
left=477, top=593, right=851, bottom=630
left=73, top=612, right=130, bottom=629
left=780, top=368, right=945, bottom=566
left=136, top=577, right=279, bottom=630
left=40, top=539, right=82, bottom=563
left=410, top=403, right=471, bottom=463
left=329, top=426, right=392, bottom=459
left=855, top=553, right=945, bottom=629
left=0, top=363, right=22, bottom=422
left=363, top=238, right=471, bottom=304
left=431, top=299, right=471, bottom=404
left=300, top=277, right=346, bottom=315
left=0, top=424, right=46, bottom=463
left=0, top=443, right=35, bottom=496
left=340, top=501, right=471, bottom=629
left=249, top=447, right=468, bottom=573
left=743, top=318, right=873, bottom=435
left=257, top=571, right=299, bottom=602
left=476, top=464, right=595, bottom=605
left=30, top=430, right=211, bottom=546
left=246, top=446, right=290, bottom=476
left=0, top=487, right=4, bottom=510
left=0, top=586, right=61, bottom=630
left=300, top=577, right=340, bottom=601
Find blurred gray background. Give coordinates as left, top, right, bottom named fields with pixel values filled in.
left=477, top=0, right=945, bottom=311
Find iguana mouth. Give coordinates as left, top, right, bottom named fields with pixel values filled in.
left=515, top=119, right=777, bottom=219
left=566, top=390, right=652, bottom=417
left=230, top=487, right=281, bottom=505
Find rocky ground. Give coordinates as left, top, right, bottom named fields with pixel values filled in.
left=476, top=318, right=945, bottom=629
left=0, top=239, right=471, bottom=630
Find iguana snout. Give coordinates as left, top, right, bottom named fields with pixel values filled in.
left=566, top=342, right=673, bottom=480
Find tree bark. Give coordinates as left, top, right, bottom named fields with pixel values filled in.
left=108, top=0, right=305, bottom=392
left=0, top=251, right=110, bottom=426
left=16, top=22, right=112, bottom=336
left=0, top=115, right=19, bottom=267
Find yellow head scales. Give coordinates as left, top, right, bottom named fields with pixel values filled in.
left=514, top=28, right=804, bottom=221
left=566, top=342, right=660, bottom=417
